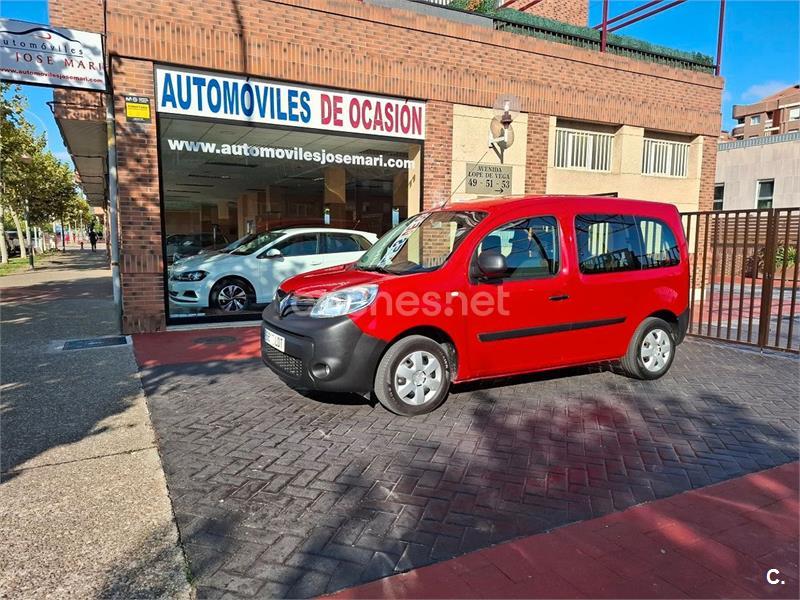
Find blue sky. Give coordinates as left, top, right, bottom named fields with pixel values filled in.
left=1, top=0, right=798, bottom=168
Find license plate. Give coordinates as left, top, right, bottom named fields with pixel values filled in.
left=264, top=328, right=285, bottom=352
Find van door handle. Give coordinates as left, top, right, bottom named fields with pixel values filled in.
left=549, top=294, right=569, bottom=301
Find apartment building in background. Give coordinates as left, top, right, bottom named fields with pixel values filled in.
left=716, top=84, right=800, bottom=211
left=714, top=132, right=800, bottom=211
left=731, top=84, right=800, bottom=139
left=51, top=0, right=723, bottom=332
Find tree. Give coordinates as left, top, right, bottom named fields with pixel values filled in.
left=0, top=81, right=38, bottom=261
left=1, top=82, right=80, bottom=262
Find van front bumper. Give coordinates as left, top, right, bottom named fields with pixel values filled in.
left=260, top=302, right=386, bottom=394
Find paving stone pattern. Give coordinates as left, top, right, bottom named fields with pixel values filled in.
left=140, top=341, right=799, bottom=598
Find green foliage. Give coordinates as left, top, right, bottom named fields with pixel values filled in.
left=449, top=0, right=495, bottom=13
left=0, top=255, right=32, bottom=277
left=776, top=245, right=797, bottom=269
left=1, top=82, right=85, bottom=227
left=746, top=245, right=798, bottom=277
left=448, top=2, right=714, bottom=70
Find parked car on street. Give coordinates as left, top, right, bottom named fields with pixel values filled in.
left=261, top=196, right=689, bottom=415
left=4, top=231, right=21, bottom=256
left=169, top=227, right=377, bottom=313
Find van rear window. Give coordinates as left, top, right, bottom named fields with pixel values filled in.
left=575, top=214, right=679, bottom=274
left=638, top=217, right=680, bottom=269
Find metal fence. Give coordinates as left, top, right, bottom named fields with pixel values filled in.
left=682, top=208, right=800, bottom=353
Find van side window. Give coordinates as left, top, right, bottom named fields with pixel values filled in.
left=575, top=214, right=642, bottom=274
left=477, top=216, right=559, bottom=280
left=637, top=218, right=680, bottom=269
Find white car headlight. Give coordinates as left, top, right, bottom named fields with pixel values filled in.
left=310, top=285, right=378, bottom=318
left=172, top=270, right=208, bottom=282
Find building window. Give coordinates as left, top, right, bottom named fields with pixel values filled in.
left=713, top=184, right=724, bottom=211
left=789, top=107, right=800, bottom=121
left=750, top=115, right=761, bottom=125
left=554, top=128, right=613, bottom=172
left=756, top=180, right=774, bottom=209
left=642, top=138, right=689, bottom=177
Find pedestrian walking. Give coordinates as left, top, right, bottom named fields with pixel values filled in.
left=89, top=230, right=98, bottom=252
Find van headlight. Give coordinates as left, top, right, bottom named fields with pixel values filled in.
left=171, top=270, right=208, bottom=282
left=310, top=285, right=378, bottom=318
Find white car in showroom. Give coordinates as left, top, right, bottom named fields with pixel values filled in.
left=169, top=227, right=377, bottom=313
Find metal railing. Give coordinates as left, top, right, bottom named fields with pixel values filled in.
left=396, top=1, right=716, bottom=73
left=642, top=138, right=689, bottom=178
left=719, top=131, right=800, bottom=151
left=554, top=128, right=614, bottom=172
left=681, top=208, right=800, bottom=353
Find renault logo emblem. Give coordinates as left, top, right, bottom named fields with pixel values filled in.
left=279, top=293, right=292, bottom=315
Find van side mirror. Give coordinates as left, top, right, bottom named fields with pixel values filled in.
left=477, top=251, right=507, bottom=279
left=262, top=248, right=282, bottom=259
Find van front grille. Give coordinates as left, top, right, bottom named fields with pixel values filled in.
left=264, top=345, right=303, bottom=379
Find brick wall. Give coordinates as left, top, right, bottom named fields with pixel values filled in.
left=111, top=57, right=167, bottom=332
left=698, top=135, right=718, bottom=212
left=520, top=0, right=588, bottom=27
left=525, top=114, right=549, bottom=194
left=423, top=101, right=453, bottom=209
left=86, top=0, right=721, bottom=136
left=49, top=0, right=103, bottom=31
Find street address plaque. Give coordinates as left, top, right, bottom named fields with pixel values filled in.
left=465, top=163, right=512, bottom=195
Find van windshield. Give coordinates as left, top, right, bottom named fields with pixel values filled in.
left=356, top=211, right=485, bottom=275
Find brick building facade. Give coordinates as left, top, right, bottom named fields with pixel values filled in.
left=50, top=0, right=723, bottom=333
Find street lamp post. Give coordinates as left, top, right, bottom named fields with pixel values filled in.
left=20, top=153, right=34, bottom=270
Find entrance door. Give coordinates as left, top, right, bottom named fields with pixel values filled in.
left=465, top=215, right=572, bottom=378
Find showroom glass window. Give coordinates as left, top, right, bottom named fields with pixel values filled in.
left=159, top=116, right=421, bottom=321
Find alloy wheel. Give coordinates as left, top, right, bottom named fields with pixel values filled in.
left=217, top=284, right=248, bottom=312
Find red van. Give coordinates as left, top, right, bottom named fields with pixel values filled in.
left=261, top=196, right=689, bottom=415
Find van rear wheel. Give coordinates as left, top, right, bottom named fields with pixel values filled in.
left=374, top=335, right=451, bottom=416
left=621, top=317, right=676, bottom=380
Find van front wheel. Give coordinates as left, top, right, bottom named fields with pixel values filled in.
left=374, top=335, right=451, bottom=416
left=621, top=317, right=676, bottom=380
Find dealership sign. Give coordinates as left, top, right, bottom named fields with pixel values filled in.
left=0, top=18, right=105, bottom=91
left=155, top=68, right=425, bottom=140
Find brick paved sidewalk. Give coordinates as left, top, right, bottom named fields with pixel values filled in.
left=329, top=462, right=799, bottom=599
left=135, top=327, right=798, bottom=598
